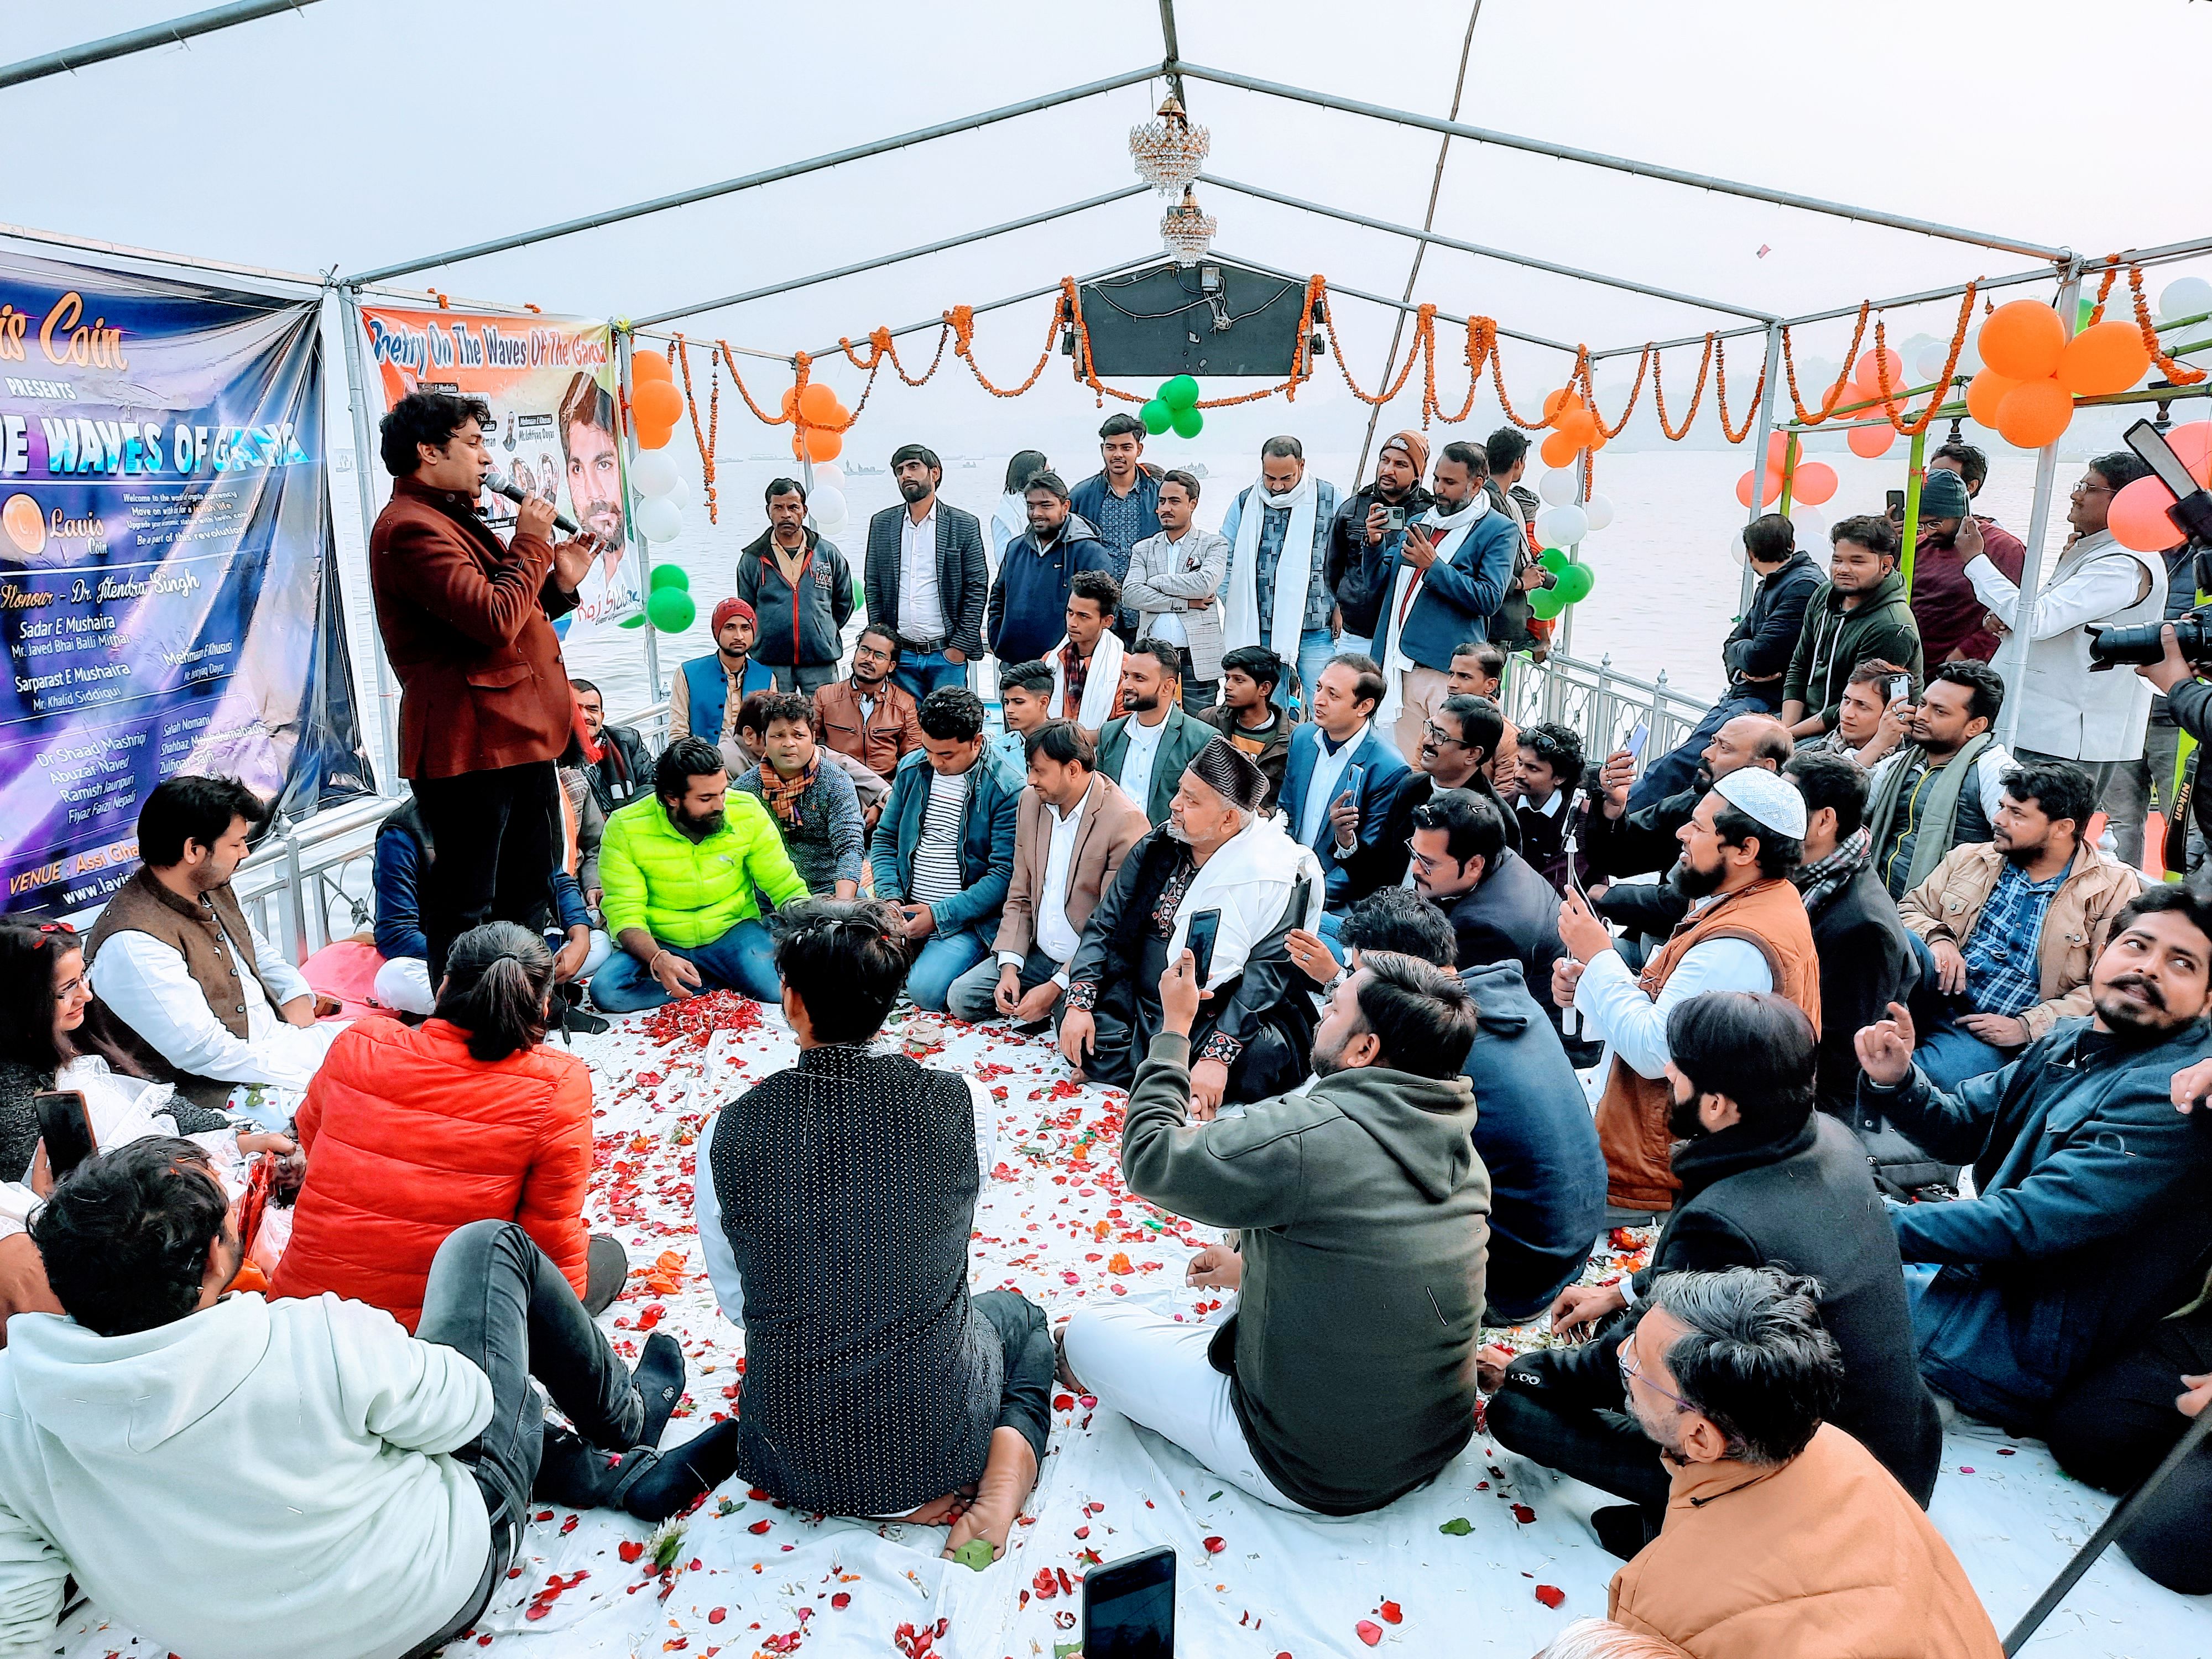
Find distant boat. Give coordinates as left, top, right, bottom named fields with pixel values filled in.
left=1187, top=462, right=1209, bottom=478
left=847, top=464, right=884, bottom=474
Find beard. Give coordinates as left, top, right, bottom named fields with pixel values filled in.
left=2094, top=972, right=2171, bottom=1036
left=1672, top=854, right=1726, bottom=901
left=1310, top=1027, right=1357, bottom=1079
left=899, top=478, right=930, bottom=503
left=1667, top=1083, right=1709, bottom=1142
left=675, top=807, right=726, bottom=842
left=1130, top=688, right=1160, bottom=714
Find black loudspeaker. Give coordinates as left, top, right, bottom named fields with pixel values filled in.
left=1077, top=260, right=1316, bottom=379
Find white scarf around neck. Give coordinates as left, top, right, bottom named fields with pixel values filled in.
left=1050, top=627, right=1125, bottom=730
left=1223, top=471, right=1320, bottom=654
left=1378, top=492, right=1489, bottom=730
left=1165, top=813, right=1326, bottom=990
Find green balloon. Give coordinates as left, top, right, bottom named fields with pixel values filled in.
left=646, top=587, right=696, bottom=634
left=619, top=613, right=646, bottom=629
left=1141, top=398, right=1173, bottom=436
left=649, top=564, right=690, bottom=593
left=1555, top=562, right=1596, bottom=604
left=853, top=572, right=865, bottom=609
left=1528, top=587, right=1567, bottom=621
left=1170, top=404, right=1204, bottom=440
left=2077, top=296, right=2096, bottom=333
left=1538, top=547, right=1571, bottom=577
left=1160, top=374, right=1201, bottom=410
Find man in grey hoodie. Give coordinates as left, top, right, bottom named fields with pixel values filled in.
left=1060, top=948, right=1490, bottom=1515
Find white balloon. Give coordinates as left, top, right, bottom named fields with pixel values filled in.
left=807, top=486, right=847, bottom=525
left=1538, top=469, right=1580, bottom=507
left=1728, top=526, right=1747, bottom=567
left=1533, top=504, right=1589, bottom=547
left=2159, top=276, right=2212, bottom=326
left=813, top=512, right=850, bottom=539
left=655, top=472, right=690, bottom=510
left=1783, top=502, right=1825, bottom=547
left=810, top=462, right=845, bottom=491
left=1913, top=343, right=1955, bottom=385
left=628, top=449, right=679, bottom=498
left=1581, top=493, right=1615, bottom=534
left=634, top=495, right=682, bottom=545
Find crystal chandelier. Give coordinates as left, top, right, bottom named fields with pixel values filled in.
left=1128, top=96, right=1209, bottom=196
left=1160, top=186, right=1218, bottom=266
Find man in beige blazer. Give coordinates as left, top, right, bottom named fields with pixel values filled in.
left=946, top=720, right=1149, bottom=1026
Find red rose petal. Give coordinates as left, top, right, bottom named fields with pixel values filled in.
left=1053, top=1394, right=1075, bottom=1411
left=1202, top=1535, right=1226, bottom=1553
left=1535, top=1584, right=1566, bottom=1609
left=525, top=1604, right=550, bottom=1621
left=618, top=1540, right=645, bottom=1562
left=707, top=1609, right=726, bottom=1625
left=832, top=1593, right=852, bottom=1610
left=1510, top=1503, right=1536, bottom=1525
left=1379, top=1600, right=1402, bottom=1624
left=748, top=1519, right=774, bottom=1534
left=1356, top=1620, right=1383, bottom=1646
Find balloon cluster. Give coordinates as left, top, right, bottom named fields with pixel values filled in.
left=781, top=381, right=853, bottom=463
left=1536, top=386, right=1604, bottom=469
left=1525, top=467, right=1614, bottom=619
left=1140, top=375, right=1205, bottom=439
left=641, top=562, right=693, bottom=634
left=1736, top=431, right=1839, bottom=520
left=630, top=349, right=684, bottom=450
left=622, top=349, right=697, bottom=634
left=2108, top=420, right=2212, bottom=553
left=805, top=461, right=852, bottom=545
left=1962, top=298, right=2151, bottom=451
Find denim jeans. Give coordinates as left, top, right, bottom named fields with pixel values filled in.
left=906, top=925, right=993, bottom=1013
left=894, top=649, right=967, bottom=702
left=589, top=919, right=781, bottom=1011
left=406, top=1220, right=649, bottom=1655
left=1903, top=931, right=2017, bottom=1093
left=945, top=943, right=1062, bottom=1024
left=1272, top=626, right=1341, bottom=716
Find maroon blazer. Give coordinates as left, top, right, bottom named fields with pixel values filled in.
left=369, top=475, right=581, bottom=780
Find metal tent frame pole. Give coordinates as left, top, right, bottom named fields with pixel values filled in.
left=1738, top=324, right=1785, bottom=612
left=1995, top=259, right=2085, bottom=755
left=1173, top=62, right=2069, bottom=263
left=614, top=332, right=662, bottom=701
left=633, top=186, right=1152, bottom=329
left=0, top=0, right=319, bottom=90
left=799, top=252, right=1164, bottom=363
left=348, top=66, right=1162, bottom=284
left=1202, top=175, right=1775, bottom=322
left=1212, top=248, right=1580, bottom=357
left=336, top=283, right=401, bottom=792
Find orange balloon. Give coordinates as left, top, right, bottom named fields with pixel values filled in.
left=635, top=418, right=675, bottom=451
left=1854, top=347, right=1905, bottom=395
left=1978, top=300, right=2068, bottom=382
left=797, top=383, right=839, bottom=425
left=1994, top=378, right=2074, bottom=449
left=1846, top=422, right=1896, bottom=458
left=1791, top=461, right=1838, bottom=506
left=1964, top=370, right=2017, bottom=428
left=1539, top=429, right=1582, bottom=468
left=1554, top=409, right=1598, bottom=448
left=779, top=386, right=801, bottom=419
left=1541, top=388, right=1585, bottom=427
left=1734, top=468, right=1783, bottom=509
left=804, top=426, right=843, bottom=463
left=1584, top=425, right=1608, bottom=453
left=2108, top=474, right=2183, bottom=552
left=2056, top=320, right=2152, bottom=398
left=630, top=350, right=672, bottom=384
left=632, top=379, right=683, bottom=428
left=2165, top=420, right=2212, bottom=486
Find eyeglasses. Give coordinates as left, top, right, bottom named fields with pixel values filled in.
left=1403, top=838, right=1446, bottom=875
left=1618, top=1334, right=1694, bottom=1413
left=1421, top=721, right=1469, bottom=749
left=2071, top=480, right=2114, bottom=497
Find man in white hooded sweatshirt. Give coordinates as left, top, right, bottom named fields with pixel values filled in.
left=0, top=1139, right=723, bottom=1659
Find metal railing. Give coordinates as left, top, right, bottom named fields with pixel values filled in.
left=1500, top=651, right=1714, bottom=764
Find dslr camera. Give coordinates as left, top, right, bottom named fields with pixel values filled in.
left=2086, top=418, right=2212, bottom=671
left=2089, top=606, right=2211, bottom=670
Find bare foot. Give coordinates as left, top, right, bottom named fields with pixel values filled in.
left=896, top=1493, right=968, bottom=1526
left=1053, top=1324, right=1084, bottom=1392
left=943, top=1427, right=1039, bottom=1563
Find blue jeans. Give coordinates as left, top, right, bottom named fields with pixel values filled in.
left=1902, top=931, right=2016, bottom=1092
left=589, top=919, right=781, bottom=1011
left=894, top=649, right=966, bottom=702
left=1272, top=626, right=1340, bottom=716
left=905, top=925, right=993, bottom=1013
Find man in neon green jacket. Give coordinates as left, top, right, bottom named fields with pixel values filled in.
left=591, top=734, right=810, bottom=1010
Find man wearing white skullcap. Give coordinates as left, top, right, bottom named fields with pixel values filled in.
left=1554, top=764, right=1825, bottom=1213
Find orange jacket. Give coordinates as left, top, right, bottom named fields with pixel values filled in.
left=1609, top=1425, right=2001, bottom=1659
left=272, top=1019, right=594, bottom=1331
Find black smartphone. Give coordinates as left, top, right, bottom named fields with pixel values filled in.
left=32, top=1091, right=95, bottom=1180
left=1082, top=1544, right=1176, bottom=1659
left=1886, top=488, right=1907, bottom=518
left=1184, top=909, right=1223, bottom=990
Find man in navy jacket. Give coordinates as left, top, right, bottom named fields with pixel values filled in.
left=1855, top=885, right=2212, bottom=1432
left=1365, top=441, right=1518, bottom=764
left=1277, top=654, right=1408, bottom=910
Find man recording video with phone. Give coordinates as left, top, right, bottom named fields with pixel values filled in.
left=369, top=390, right=597, bottom=983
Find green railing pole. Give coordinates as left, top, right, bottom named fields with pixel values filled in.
left=1777, top=430, right=1799, bottom=517
left=1900, top=427, right=1927, bottom=595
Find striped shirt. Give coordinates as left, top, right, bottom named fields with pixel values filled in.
left=909, top=766, right=970, bottom=907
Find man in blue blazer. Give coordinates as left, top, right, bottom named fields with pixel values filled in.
left=1366, top=440, right=1520, bottom=763
left=867, top=686, right=1025, bottom=1010
left=1277, top=652, right=1410, bottom=910
left=863, top=443, right=990, bottom=700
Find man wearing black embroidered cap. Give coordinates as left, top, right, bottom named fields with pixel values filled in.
left=1060, top=739, right=1326, bottom=1115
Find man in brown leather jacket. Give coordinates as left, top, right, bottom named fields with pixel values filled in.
left=368, top=390, right=593, bottom=979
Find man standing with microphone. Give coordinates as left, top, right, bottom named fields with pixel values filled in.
left=369, top=389, right=596, bottom=981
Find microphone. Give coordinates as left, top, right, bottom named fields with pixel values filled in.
left=483, top=467, right=582, bottom=537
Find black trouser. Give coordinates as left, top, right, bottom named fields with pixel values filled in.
left=1175, top=649, right=1219, bottom=713
left=410, top=760, right=561, bottom=983
left=404, top=1220, right=650, bottom=1656
left=1487, top=1318, right=1673, bottom=1518
left=974, top=1290, right=1057, bottom=1465
left=2044, top=1302, right=2212, bottom=1595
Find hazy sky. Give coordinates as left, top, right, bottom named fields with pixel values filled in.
left=9, top=0, right=2208, bottom=463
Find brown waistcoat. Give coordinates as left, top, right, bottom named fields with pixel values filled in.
left=1595, top=878, right=1823, bottom=1212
